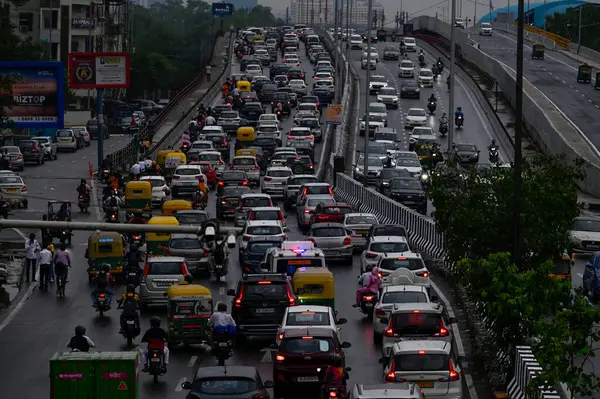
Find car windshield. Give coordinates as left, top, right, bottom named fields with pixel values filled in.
left=404, top=38, right=415, bottom=44
left=420, top=70, right=433, bottom=77
left=379, top=257, right=425, bottom=271
left=293, top=177, right=317, bottom=185
left=144, top=178, right=165, bottom=187
left=234, top=158, right=255, bottom=166
left=358, top=156, right=383, bottom=167
left=169, top=238, right=201, bottom=249
left=177, top=213, right=208, bottom=224
left=306, top=186, right=332, bottom=195
left=221, top=111, right=238, bottom=119
left=572, top=219, right=600, bottom=232
left=223, top=171, right=246, bottom=180
left=279, top=337, right=334, bottom=354
left=368, top=144, right=387, bottom=154
left=383, top=291, right=429, bottom=304
left=244, top=104, right=262, bottom=110
left=298, top=104, right=316, bottom=111
left=408, top=109, right=426, bottom=117
left=381, top=170, right=408, bottom=179
left=192, top=377, right=258, bottom=395
left=246, top=226, right=282, bottom=235
left=403, top=81, right=417, bottom=87
left=248, top=241, right=280, bottom=253
left=0, top=177, right=22, bottom=184
left=176, top=168, right=201, bottom=176
left=346, top=216, right=378, bottom=225
left=457, top=144, right=477, bottom=152
left=290, top=129, right=311, bottom=137
left=56, top=130, right=73, bottom=137
left=321, top=206, right=352, bottom=215
left=308, top=198, right=336, bottom=206
left=267, top=170, right=292, bottom=178
left=391, top=312, right=442, bottom=335
left=244, top=282, right=287, bottom=298
left=391, top=179, right=422, bottom=190
left=364, top=114, right=384, bottom=122
left=394, top=354, right=450, bottom=371
left=252, top=210, right=280, bottom=220
left=311, top=227, right=346, bottom=237
left=394, top=157, right=420, bottom=166
left=254, top=138, right=276, bottom=145
left=242, top=197, right=271, bottom=207
left=385, top=46, right=397, bottom=51
left=300, top=119, right=319, bottom=128
left=192, top=142, right=212, bottom=149
left=148, top=262, right=183, bottom=275
left=401, top=61, right=413, bottom=68
left=379, top=88, right=396, bottom=96
left=374, top=226, right=407, bottom=237
left=372, top=76, right=386, bottom=83
left=199, top=153, right=220, bottom=162
left=286, top=311, right=331, bottom=326
left=2, top=147, right=19, bottom=154
left=370, top=242, right=410, bottom=252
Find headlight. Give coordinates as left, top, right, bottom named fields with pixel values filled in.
left=415, top=88, right=420, bottom=92
left=420, top=174, right=429, bottom=181
left=382, top=181, right=389, bottom=186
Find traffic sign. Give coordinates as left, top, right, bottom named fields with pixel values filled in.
left=117, top=381, right=128, bottom=390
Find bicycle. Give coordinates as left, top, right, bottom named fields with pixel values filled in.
left=56, top=269, right=67, bottom=299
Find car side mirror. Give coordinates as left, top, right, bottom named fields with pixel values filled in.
left=270, top=343, right=279, bottom=349
left=341, top=341, right=351, bottom=348
left=430, top=295, right=439, bottom=302
left=345, top=367, right=352, bottom=372
left=380, top=318, right=389, bottom=324
left=448, top=317, right=458, bottom=324
left=84, top=248, right=89, bottom=258
left=226, top=288, right=236, bottom=296
left=378, top=357, right=387, bottom=365
left=264, top=380, right=274, bottom=388
left=337, top=317, right=347, bottom=325
left=284, top=227, right=290, bottom=233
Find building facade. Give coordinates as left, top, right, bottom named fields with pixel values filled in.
left=230, top=0, right=257, bottom=11
left=290, top=0, right=383, bottom=28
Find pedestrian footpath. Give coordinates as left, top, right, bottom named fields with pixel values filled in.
left=151, top=34, right=232, bottom=146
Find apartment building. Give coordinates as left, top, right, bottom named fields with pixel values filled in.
left=290, top=0, right=383, bottom=28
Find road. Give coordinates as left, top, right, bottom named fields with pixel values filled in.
left=468, top=30, right=600, bottom=151
left=0, top=41, right=473, bottom=399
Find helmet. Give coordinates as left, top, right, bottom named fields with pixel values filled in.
left=328, top=354, right=343, bottom=367
left=491, top=139, right=496, bottom=144
left=75, top=325, right=86, bottom=336
left=150, top=316, right=161, bottom=328
left=102, top=264, right=110, bottom=273
left=126, top=284, right=136, bottom=294
left=80, top=178, right=86, bottom=184
left=217, top=302, right=227, bottom=312
left=442, top=112, right=447, bottom=117
left=457, top=107, right=462, bottom=111
left=130, top=244, right=138, bottom=252
left=205, top=226, right=216, bottom=237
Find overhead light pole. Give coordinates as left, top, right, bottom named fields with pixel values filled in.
left=448, top=0, right=456, bottom=151
left=513, top=0, right=525, bottom=266
left=363, top=0, right=373, bottom=187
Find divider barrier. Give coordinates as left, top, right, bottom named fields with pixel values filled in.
left=507, top=346, right=560, bottom=399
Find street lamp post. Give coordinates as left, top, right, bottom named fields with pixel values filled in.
left=514, top=0, right=525, bottom=266
left=363, top=0, right=373, bottom=187
left=448, top=0, right=456, bottom=151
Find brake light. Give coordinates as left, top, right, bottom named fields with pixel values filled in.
left=279, top=333, right=284, bottom=340
left=143, top=263, right=150, bottom=277
left=242, top=180, right=248, bottom=186
left=342, top=237, right=351, bottom=246
left=300, top=74, right=304, bottom=78
left=306, top=135, right=313, bottom=139
left=235, top=285, right=244, bottom=307
left=243, top=235, right=251, bottom=241
left=258, top=280, right=272, bottom=284
left=99, top=293, right=105, bottom=298
left=328, top=187, right=334, bottom=195
left=416, top=271, right=429, bottom=277
left=217, top=159, right=224, bottom=165
left=316, top=214, right=328, bottom=221
left=308, top=238, right=316, bottom=246
left=279, top=212, right=285, bottom=223
left=181, top=263, right=189, bottom=276
left=397, top=257, right=407, bottom=260
left=21, top=185, right=27, bottom=192
left=366, top=252, right=378, bottom=259
left=435, top=320, right=450, bottom=337
left=276, top=355, right=285, bottom=361
left=441, top=360, right=460, bottom=382
left=286, top=284, right=296, bottom=306
left=363, top=296, right=374, bottom=301
left=17, top=154, right=22, bottom=159
left=329, top=391, right=337, bottom=398
left=375, top=308, right=386, bottom=318
left=385, top=318, right=399, bottom=337
left=32, top=146, right=39, bottom=152
left=304, top=209, right=311, bottom=214
left=130, top=119, right=136, bottom=126
left=263, top=176, right=272, bottom=181
left=221, top=200, right=227, bottom=205
left=218, top=181, right=225, bottom=186
left=302, top=336, right=313, bottom=339
left=287, top=135, right=294, bottom=139
left=164, top=248, right=170, bottom=255
left=286, top=74, right=290, bottom=78
left=172, top=175, right=180, bottom=179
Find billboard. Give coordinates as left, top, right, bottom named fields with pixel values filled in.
left=0, top=61, right=64, bottom=129
left=68, top=52, right=130, bottom=89
left=326, top=104, right=343, bottom=125
left=212, top=2, right=234, bottom=16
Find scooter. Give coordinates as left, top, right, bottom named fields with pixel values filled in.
left=213, top=332, right=234, bottom=366
left=0, top=199, right=11, bottom=219
left=78, top=194, right=90, bottom=213
left=427, top=101, right=436, bottom=115
left=118, top=301, right=140, bottom=347
left=93, top=292, right=111, bottom=317
left=455, top=115, right=464, bottom=129
left=358, top=291, right=377, bottom=318
left=439, top=122, right=449, bottom=137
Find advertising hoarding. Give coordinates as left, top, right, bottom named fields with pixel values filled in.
left=212, top=2, right=234, bottom=16
left=326, top=104, right=343, bottom=125
left=0, top=61, right=64, bottom=129
left=68, top=52, right=130, bottom=89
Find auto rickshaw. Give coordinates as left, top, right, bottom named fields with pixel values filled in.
left=124, top=181, right=152, bottom=212
left=577, top=63, right=592, bottom=83
left=531, top=42, right=544, bottom=59
left=164, top=151, right=186, bottom=182
left=235, top=148, right=257, bottom=157
left=85, top=231, right=126, bottom=282
left=292, top=267, right=335, bottom=310
left=236, top=127, right=256, bottom=148
left=236, top=80, right=251, bottom=92
left=146, top=216, right=179, bottom=257
left=162, top=199, right=193, bottom=216
left=157, top=149, right=175, bottom=170
left=166, top=281, right=213, bottom=347
left=549, top=252, right=574, bottom=280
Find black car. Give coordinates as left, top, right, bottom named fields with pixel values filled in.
left=298, top=117, right=322, bottom=142
left=313, top=87, right=333, bottom=105
left=375, top=168, right=411, bottom=193
left=277, top=86, right=298, bottom=107
left=239, top=102, right=265, bottom=125
left=251, top=77, right=271, bottom=93
left=400, top=80, right=421, bottom=99
left=385, top=177, right=427, bottom=215
left=204, top=133, right=230, bottom=161
left=216, top=185, right=251, bottom=218
left=271, top=92, right=292, bottom=115
left=227, top=273, right=296, bottom=339
left=456, top=143, right=480, bottom=165
left=287, top=67, right=305, bottom=81
left=181, top=366, right=273, bottom=399
left=252, top=136, right=278, bottom=159
left=367, top=224, right=408, bottom=242
left=285, top=155, right=315, bottom=174
left=217, top=171, right=250, bottom=196
left=270, top=63, right=291, bottom=77
left=259, top=83, right=278, bottom=103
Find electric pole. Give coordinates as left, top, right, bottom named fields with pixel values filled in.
left=325, top=0, right=328, bottom=26
left=396, top=10, right=399, bottom=33
left=373, top=10, right=377, bottom=33
left=286, top=6, right=289, bottom=24
left=319, top=0, right=322, bottom=27
left=381, top=12, right=385, bottom=30
left=311, top=0, right=315, bottom=26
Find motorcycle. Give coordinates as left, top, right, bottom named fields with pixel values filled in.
left=427, top=101, right=436, bottom=115
left=181, top=141, right=191, bottom=153
left=437, top=61, right=444, bottom=72
left=100, top=169, right=111, bottom=184
left=118, top=301, right=140, bottom=347
left=455, top=115, right=464, bottom=128
left=400, top=47, right=405, bottom=56
left=106, top=210, right=119, bottom=223
left=93, top=292, right=111, bottom=317
left=489, top=147, right=499, bottom=163
left=419, top=60, right=426, bottom=68
left=213, top=332, right=234, bottom=366
left=439, top=122, right=449, bottom=136
left=359, top=291, right=377, bottom=318
left=130, top=233, right=144, bottom=247
left=0, top=199, right=10, bottom=219
left=78, top=194, right=90, bottom=213
left=318, top=367, right=351, bottom=399
left=276, top=109, right=283, bottom=120
left=145, top=341, right=167, bottom=384
left=59, top=229, right=71, bottom=245
left=420, top=171, right=431, bottom=188
left=125, top=266, right=141, bottom=286
left=214, top=262, right=228, bottom=282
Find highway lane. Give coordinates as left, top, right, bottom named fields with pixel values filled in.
left=469, top=31, right=600, bottom=151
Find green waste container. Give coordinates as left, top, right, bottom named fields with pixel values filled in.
left=50, top=351, right=139, bottom=399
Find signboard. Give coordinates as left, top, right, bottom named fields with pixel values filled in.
left=325, top=104, right=343, bottom=125
left=212, top=2, right=234, bottom=16
left=68, top=52, right=130, bottom=89
left=71, top=18, right=96, bottom=29
left=0, top=61, right=64, bottom=128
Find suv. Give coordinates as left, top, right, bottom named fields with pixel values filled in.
left=367, top=224, right=407, bottom=242
left=361, top=236, right=411, bottom=273
left=241, top=236, right=285, bottom=273
left=271, top=92, right=292, bottom=115
left=377, top=252, right=431, bottom=292
left=227, top=273, right=296, bottom=339
left=166, top=234, right=211, bottom=277
left=381, top=303, right=456, bottom=358
left=283, top=174, right=318, bottom=210
left=170, top=165, right=204, bottom=197
left=140, top=256, right=192, bottom=308
left=18, top=140, right=45, bottom=165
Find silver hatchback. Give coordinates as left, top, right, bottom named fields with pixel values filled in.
left=140, top=256, right=191, bottom=308
left=296, top=194, right=336, bottom=230
left=307, top=222, right=353, bottom=263
left=167, top=234, right=212, bottom=277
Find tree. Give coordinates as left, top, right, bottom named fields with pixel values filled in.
left=532, top=290, right=600, bottom=399
left=427, top=154, right=584, bottom=269
left=544, top=6, right=600, bottom=52
left=226, top=6, right=277, bottom=29
left=457, top=253, right=571, bottom=363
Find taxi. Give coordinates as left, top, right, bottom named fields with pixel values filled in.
left=276, top=305, right=347, bottom=345
left=230, top=155, right=261, bottom=183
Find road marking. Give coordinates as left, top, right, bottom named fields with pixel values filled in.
left=187, top=356, right=197, bottom=367
left=174, top=377, right=187, bottom=392
left=577, top=273, right=583, bottom=278
left=562, top=80, right=566, bottom=84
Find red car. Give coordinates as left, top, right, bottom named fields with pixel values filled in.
left=308, top=203, right=353, bottom=226
left=273, top=327, right=351, bottom=398
left=190, top=161, right=217, bottom=189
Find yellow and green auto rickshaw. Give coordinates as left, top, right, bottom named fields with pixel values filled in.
left=531, top=43, right=544, bottom=59
left=146, top=216, right=179, bottom=257
left=166, top=281, right=213, bottom=347
left=124, top=181, right=152, bottom=212
left=161, top=199, right=193, bottom=216
left=292, top=267, right=335, bottom=310
left=577, top=63, right=592, bottom=83
left=156, top=149, right=175, bottom=170
left=235, top=148, right=257, bottom=158
left=85, top=231, right=126, bottom=282
left=236, top=80, right=251, bottom=92
left=236, top=127, right=255, bottom=148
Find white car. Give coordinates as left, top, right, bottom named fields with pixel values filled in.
left=261, top=166, right=292, bottom=197
left=313, top=71, right=334, bottom=82
left=403, top=37, right=417, bottom=52
left=360, top=114, right=386, bottom=137
left=376, top=87, right=399, bottom=109
left=376, top=252, right=431, bottom=291
left=409, top=127, right=434, bottom=148
left=418, top=69, right=434, bottom=87
left=276, top=305, right=346, bottom=345
left=360, top=236, right=411, bottom=273
left=570, top=216, right=600, bottom=253
left=197, top=150, right=225, bottom=176
left=405, top=108, right=428, bottom=128
left=245, top=64, right=262, bottom=77
left=314, top=79, right=334, bottom=93
left=480, top=22, right=492, bottom=35
left=350, top=34, right=363, bottom=49
left=372, top=285, right=432, bottom=342
left=455, top=17, right=466, bottom=28
left=258, top=114, right=280, bottom=127
left=289, top=79, right=307, bottom=95
left=71, top=126, right=91, bottom=146
left=315, top=60, right=332, bottom=70
left=398, top=60, right=415, bottom=77
left=362, top=50, right=379, bottom=62
left=141, top=175, right=169, bottom=207
left=190, top=140, right=214, bottom=152
left=257, top=123, right=282, bottom=142
left=368, top=102, right=388, bottom=124
left=389, top=151, right=423, bottom=177
left=362, top=58, right=377, bottom=70
left=287, top=126, right=315, bottom=146
left=170, top=165, right=205, bottom=197
left=343, top=213, right=379, bottom=250
left=240, top=220, right=286, bottom=253
left=0, top=174, right=27, bottom=207
left=382, top=341, right=464, bottom=399
left=369, top=75, right=388, bottom=94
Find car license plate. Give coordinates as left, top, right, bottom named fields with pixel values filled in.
left=417, top=381, right=434, bottom=388
left=126, top=320, right=135, bottom=324
left=364, top=303, right=374, bottom=308
left=218, top=342, right=229, bottom=347
left=256, top=308, right=274, bottom=314
left=230, top=200, right=239, bottom=205
left=150, top=357, right=161, bottom=363
left=297, top=377, right=318, bottom=382
left=7, top=189, right=17, bottom=193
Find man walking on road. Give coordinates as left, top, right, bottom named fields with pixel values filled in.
left=38, top=245, right=52, bottom=292
left=206, top=65, right=212, bottom=82
left=25, top=233, right=40, bottom=283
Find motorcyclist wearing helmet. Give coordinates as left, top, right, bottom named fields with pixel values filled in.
left=125, top=244, right=141, bottom=268
left=128, top=210, right=146, bottom=225
left=439, top=112, right=449, bottom=125
left=119, top=284, right=141, bottom=334
left=488, top=139, right=497, bottom=151
left=322, top=354, right=349, bottom=395
left=67, top=325, right=96, bottom=352
left=455, top=106, right=464, bottom=119
left=90, top=264, right=114, bottom=304
left=141, top=316, right=170, bottom=371
left=191, top=188, right=205, bottom=208
left=353, top=267, right=381, bottom=307
left=452, top=143, right=459, bottom=158
left=428, top=94, right=437, bottom=104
